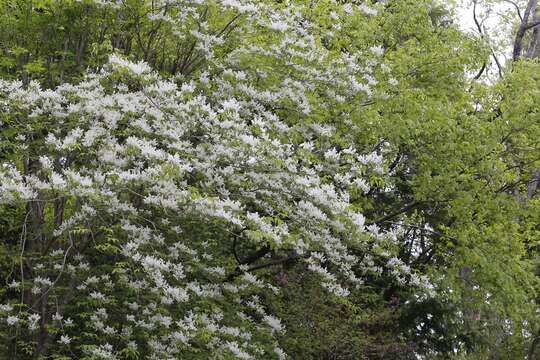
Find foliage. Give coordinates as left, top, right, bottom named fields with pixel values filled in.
left=0, top=0, right=539, bottom=359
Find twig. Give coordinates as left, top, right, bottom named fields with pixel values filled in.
left=502, top=0, right=523, bottom=21
left=31, top=233, right=74, bottom=310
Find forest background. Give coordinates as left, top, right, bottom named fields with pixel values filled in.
left=1, top=0, right=540, bottom=359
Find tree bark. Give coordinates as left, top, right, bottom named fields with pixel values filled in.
left=513, top=0, right=538, bottom=60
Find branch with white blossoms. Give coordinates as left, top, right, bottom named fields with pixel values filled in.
left=0, top=1, right=424, bottom=358
left=0, top=56, right=430, bottom=359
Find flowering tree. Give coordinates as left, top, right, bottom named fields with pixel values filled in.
left=1, top=0, right=539, bottom=358
left=0, top=1, right=434, bottom=358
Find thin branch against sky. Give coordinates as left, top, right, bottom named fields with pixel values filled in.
left=456, top=0, right=517, bottom=75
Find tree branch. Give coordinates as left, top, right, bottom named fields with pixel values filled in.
left=524, top=18, right=540, bottom=30
left=367, top=202, right=420, bottom=227
left=513, top=0, right=538, bottom=60
left=502, top=0, right=523, bottom=21
left=225, top=252, right=308, bottom=281
left=473, top=0, right=502, bottom=78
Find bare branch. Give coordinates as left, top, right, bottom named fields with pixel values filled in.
left=473, top=62, right=487, bottom=79
left=472, top=0, right=491, bottom=78
left=490, top=46, right=504, bottom=77
left=524, top=17, right=540, bottom=30
left=502, top=0, right=523, bottom=20
left=472, top=0, right=484, bottom=35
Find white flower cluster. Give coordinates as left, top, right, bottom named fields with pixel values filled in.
left=0, top=0, right=427, bottom=358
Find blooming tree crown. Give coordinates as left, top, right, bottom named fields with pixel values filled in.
left=0, top=0, right=428, bottom=358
